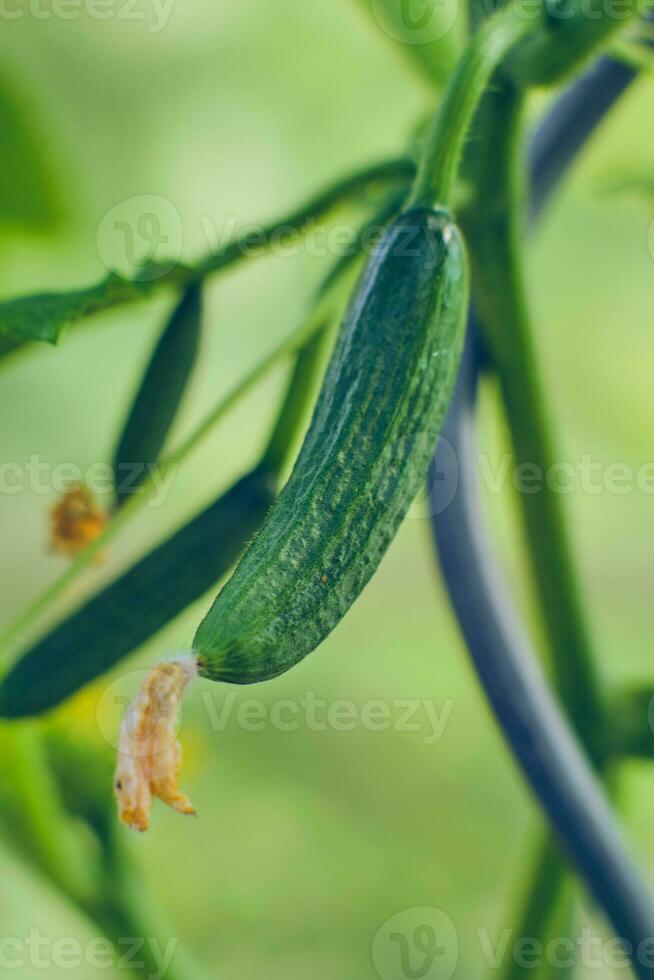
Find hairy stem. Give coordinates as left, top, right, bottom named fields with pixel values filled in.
left=409, top=4, right=533, bottom=207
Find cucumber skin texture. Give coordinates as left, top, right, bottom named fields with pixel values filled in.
left=196, top=207, right=469, bottom=684
left=0, top=468, right=275, bottom=718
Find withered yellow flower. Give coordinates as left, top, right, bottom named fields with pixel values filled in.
left=115, top=656, right=198, bottom=832
left=50, top=484, right=107, bottom=559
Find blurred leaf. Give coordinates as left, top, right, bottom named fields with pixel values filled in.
left=0, top=271, right=161, bottom=345
left=0, top=467, right=276, bottom=718
left=0, top=72, right=60, bottom=230
left=113, top=284, right=203, bottom=504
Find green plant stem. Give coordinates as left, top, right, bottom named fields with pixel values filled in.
left=505, top=0, right=645, bottom=88
left=0, top=266, right=357, bottom=658
left=191, top=159, right=413, bottom=279
left=502, top=839, right=571, bottom=980
left=409, top=5, right=533, bottom=208
left=464, top=79, right=605, bottom=754
left=0, top=157, right=413, bottom=360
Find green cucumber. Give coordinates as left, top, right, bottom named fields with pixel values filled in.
left=113, top=283, right=202, bottom=504
left=195, top=207, right=468, bottom=684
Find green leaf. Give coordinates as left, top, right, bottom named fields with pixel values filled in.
left=0, top=272, right=158, bottom=345
left=0, top=71, right=60, bottom=230
left=113, top=284, right=203, bottom=504
left=0, top=467, right=276, bottom=718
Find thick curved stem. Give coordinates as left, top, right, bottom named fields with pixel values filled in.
left=410, top=5, right=532, bottom=207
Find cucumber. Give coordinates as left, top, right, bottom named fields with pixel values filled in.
left=113, top=283, right=202, bottom=505
left=195, top=207, right=468, bottom=684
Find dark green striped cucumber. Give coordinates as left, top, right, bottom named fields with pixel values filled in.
left=195, top=207, right=468, bottom=684
left=113, top=283, right=202, bottom=505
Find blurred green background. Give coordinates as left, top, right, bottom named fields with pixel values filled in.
left=1, top=1, right=654, bottom=976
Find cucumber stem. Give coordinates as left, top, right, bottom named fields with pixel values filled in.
left=409, top=4, right=533, bottom=208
